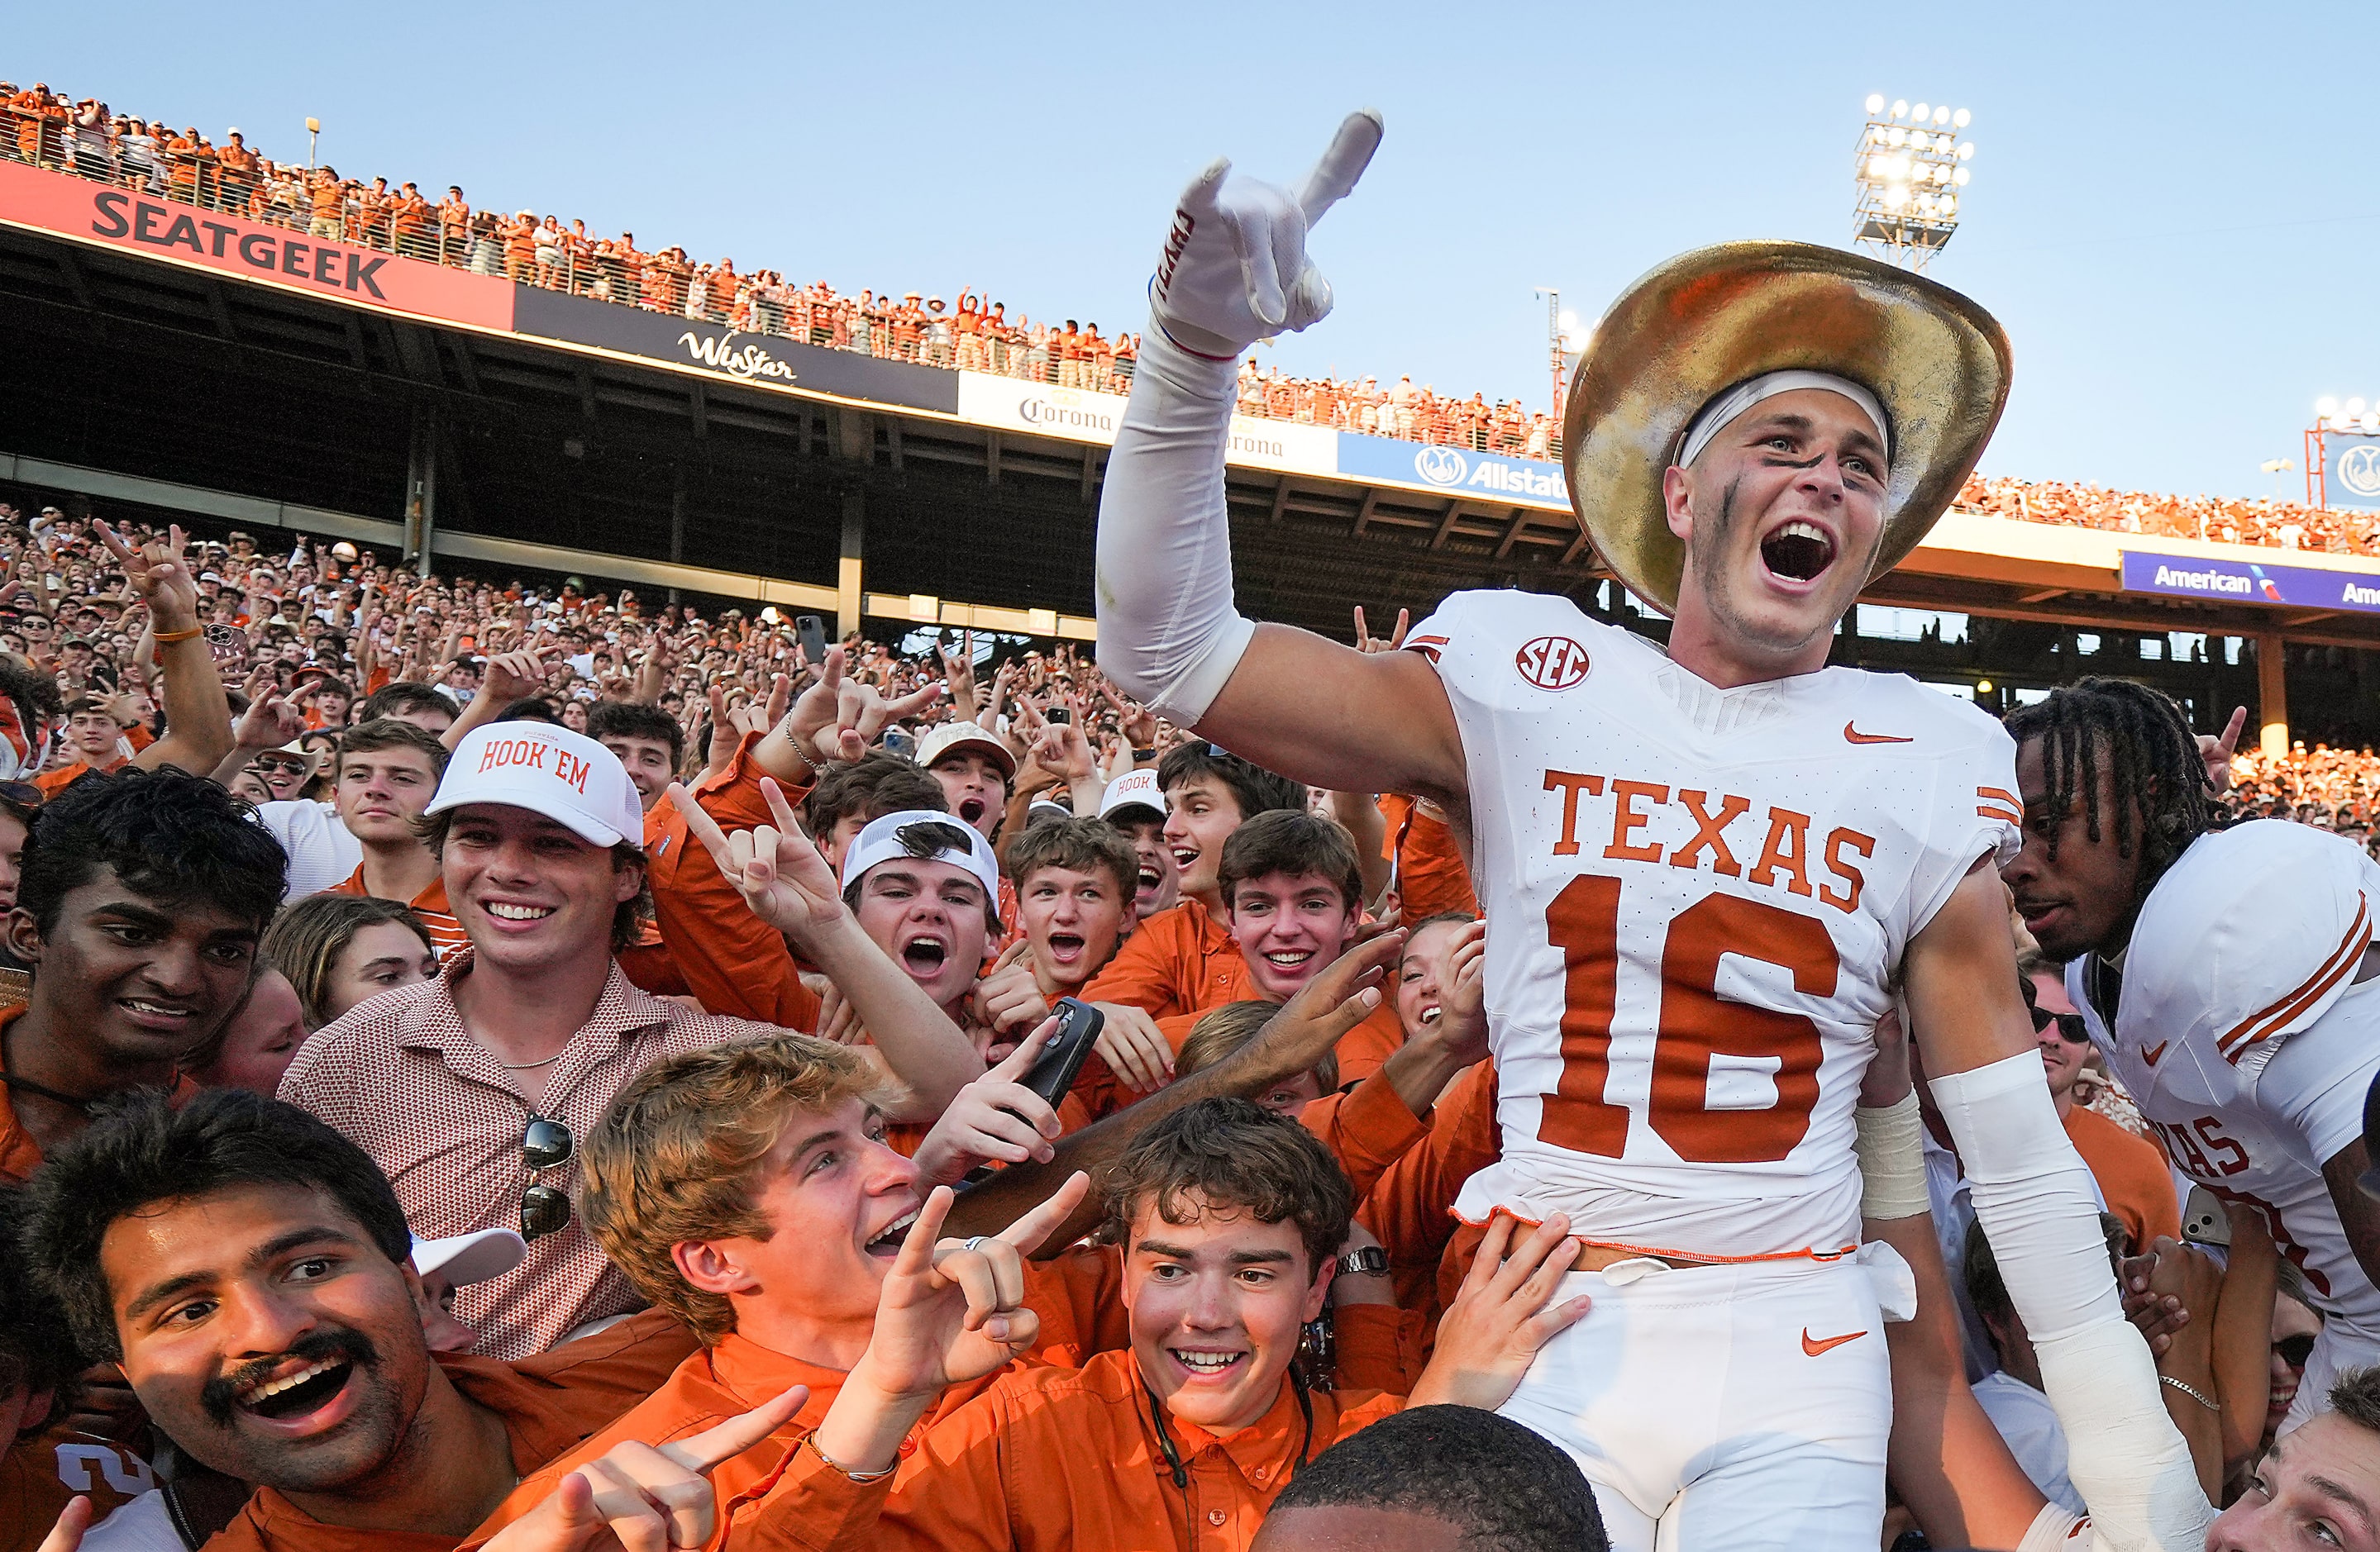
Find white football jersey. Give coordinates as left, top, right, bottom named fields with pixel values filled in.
left=1410, top=591, right=2020, bottom=1258
left=2076, top=821, right=2380, bottom=1342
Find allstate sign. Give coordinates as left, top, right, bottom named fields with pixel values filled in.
left=1337, top=434, right=1569, bottom=511
left=2331, top=433, right=2380, bottom=509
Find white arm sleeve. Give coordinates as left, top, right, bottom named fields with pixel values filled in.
left=1930, top=1054, right=2212, bottom=1552
left=1091, top=321, right=1257, bottom=726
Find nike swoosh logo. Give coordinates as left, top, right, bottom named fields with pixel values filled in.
left=1801, top=1327, right=1868, bottom=1357
left=1843, top=721, right=1914, bottom=745
left=2144, top=1040, right=2170, bottom=1066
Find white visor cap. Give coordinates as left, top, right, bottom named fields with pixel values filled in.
left=840, top=808, right=1003, bottom=921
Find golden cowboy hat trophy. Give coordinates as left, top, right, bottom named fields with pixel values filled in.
left=1562, top=240, right=2014, bottom=614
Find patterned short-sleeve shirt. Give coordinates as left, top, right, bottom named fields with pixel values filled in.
left=278, top=950, right=785, bottom=1359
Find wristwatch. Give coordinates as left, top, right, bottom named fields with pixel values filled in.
left=1334, top=1247, right=1390, bottom=1278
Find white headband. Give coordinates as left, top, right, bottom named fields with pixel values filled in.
left=1675, top=370, right=1889, bottom=472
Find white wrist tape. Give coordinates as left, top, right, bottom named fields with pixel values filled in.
left=1931, top=1054, right=2210, bottom=1550
left=2034, top=1321, right=2216, bottom=1551
left=1853, top=1091, right=1930, bottom=1221
left=1092, top=321, right=1257, bottom=728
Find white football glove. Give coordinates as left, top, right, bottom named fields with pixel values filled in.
left=1147, top=109, right=1384, bottom=359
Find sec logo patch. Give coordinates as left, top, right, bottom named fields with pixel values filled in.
left=1515, top=636, right=1591, bottom=691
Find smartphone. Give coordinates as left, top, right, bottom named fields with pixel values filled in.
left=956, top=999, right=1108, bottom=1193
left=1021, top=997, right=1104, bottom=1107
left=796, top=613, right=828, bottom=664
left=1046, top=707, right=1071, bottom=726
left=2181, top=1184, right=2232, bottom=1249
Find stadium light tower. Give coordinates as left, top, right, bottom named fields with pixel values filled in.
left=1852, top=94, right=1975, bottom=271
left=1533, top=288, right=1594, bottom=417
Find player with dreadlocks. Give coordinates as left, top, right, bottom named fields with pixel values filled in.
left=2005, top=676, right=2380, bottom=1427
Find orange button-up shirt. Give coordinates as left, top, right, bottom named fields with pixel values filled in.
left=789, top=1348, right=1405, bottom=1552
left=468, top=1246, right=1127, bottom=1551
left=1080, top=900, right=1252, bottom=1021
left=208, top=1310, right=697, bottom=1552
left=1377, top=794, right=1478, bottom=921
left=641, top=731, right=821, bottom=1031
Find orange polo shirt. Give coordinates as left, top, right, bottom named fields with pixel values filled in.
left=327, top=865, right=470, bottom=959
left=207, top=1309, right=697, bottom=1552
left=1080, top=899, right=1252, bottom=1019
left=642, top=732, right=822, bottom=1031
left=2067, top=1103, right=2182, bottom=1252
left=797, top=1348, right=1406, bottom=1552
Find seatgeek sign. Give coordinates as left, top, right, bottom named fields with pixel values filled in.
left=0, top=157, right=513, bottom=330
left=2120, top=551, right=2380, bottom=614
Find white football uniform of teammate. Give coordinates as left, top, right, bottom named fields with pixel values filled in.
left=2070, top=818, right=2380, bottom=1429
left=1408, top=589, right=2020, bottom=1551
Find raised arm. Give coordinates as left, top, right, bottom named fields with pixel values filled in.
left=1092, top=112, right=1463, bottom=802
left=101, top=522, right=234, bottom=776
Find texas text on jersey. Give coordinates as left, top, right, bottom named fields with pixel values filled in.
left=1409, top=590, right=2022, bottom=1259
left=2073, top=818, right=2380, bottom=1424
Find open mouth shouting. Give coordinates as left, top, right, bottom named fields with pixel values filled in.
left=957, top=796, right=988, bottom=827
left=901, top=935, right=950, bottom=976
left=1044, top=931, right=1087, bottom=970
left=1758, top=519, right=1837, bottom=585
left=1136, top=864, right=1164, bottom=896
left=207, top=1331, right=376, bottom=1435
left=864, top=1205, right=920, bottom=1260
left=1170, top=846, right=1200, bottom=875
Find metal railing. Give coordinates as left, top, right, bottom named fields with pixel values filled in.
left=1, top=101, right=1572, bottom=461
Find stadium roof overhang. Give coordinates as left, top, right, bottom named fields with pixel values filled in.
left=4, top=162, right=2378, bottom=651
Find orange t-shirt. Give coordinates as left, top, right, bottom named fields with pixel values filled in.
left=2066, top=1103, right=2182, bottom=1252
left=327, top=864, right=470, bottom=959
left=1377, top=793, right=1478, bottom=921
left=641, top=732, right=821, bottom=1031
left=33, top=755, right=124, bottom=797
left=823, top=1349, right=1406, bottom=1552
left=0, top=1005, right=198, bottom=1187
left=208, top=1308, right=697, bottom=1552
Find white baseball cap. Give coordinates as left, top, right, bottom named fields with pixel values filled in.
left=840, top=808, right=1002, bottom=916
left=409, top=1227, right=526, bottom=1287
left=915, top=720, right=1016, bottom=780
left=425, top=723, right=645, bottom=847
left=1098, top=769, right=1167, bottom=822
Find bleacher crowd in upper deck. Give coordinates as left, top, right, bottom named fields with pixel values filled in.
left=12, top=76, right=2378, bottom=564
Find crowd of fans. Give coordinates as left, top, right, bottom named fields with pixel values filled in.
left=1959, top=473, right=2380, bottom=555
left=24, top=76, right=2380, bottom=552
left=12, top=77, right=2380, bottom=1552
left=0, top=488, right=2358, bottom=1551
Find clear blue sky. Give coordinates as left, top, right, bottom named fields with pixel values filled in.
left=12, top=2, right=2368, bottom=501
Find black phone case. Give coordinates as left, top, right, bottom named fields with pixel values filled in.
left=1022, top=998, right=1104, bottom=1106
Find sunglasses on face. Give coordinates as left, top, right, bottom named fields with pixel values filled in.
left=519, top=1115, right=574, bottom=1240
left=2277, top=1332, right=2317, bottom=1369
left=252, top=755, right=308, bottom=777
left=2028, top=1004, right=2090, bottom=1045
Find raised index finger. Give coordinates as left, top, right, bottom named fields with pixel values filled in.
left=1295, top=109, right=1384, bottom=227
left=2219, top=704, right=2247, bottom=753
left=997, top=1170, right=1091, bottom=1259
left=668, top=782, right=736, bottom=868
left=663, top=1383, right=810, bottom=1473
